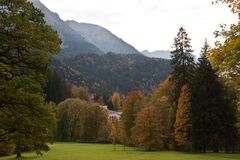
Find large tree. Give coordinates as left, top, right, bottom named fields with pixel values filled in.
left=135, top=104, right=163, bottom=151
left=174, top=85, right=192, bottom=150
left=0, top=0, right=61, bottom=157
left=209, top=0, right=240, bottom=83
left=122, top=91, right=144, bottom=144
left=208, top=24, right=240, bottom=82
left=191, top=42, right=237, bottom=152
left=170, top=26, right=195, bottom=104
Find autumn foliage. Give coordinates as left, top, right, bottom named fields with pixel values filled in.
left=135, top=104, right=163, bottom=151
left=174, top=85, right=192, bottom=149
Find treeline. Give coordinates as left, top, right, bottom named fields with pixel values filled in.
left=109, top=28, right=240, bottom=152
left=44, top=70, right=123, bottom=111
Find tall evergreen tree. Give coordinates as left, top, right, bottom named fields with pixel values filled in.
left=170, top=27, right=195, bottom=149
left=191, top=41, right=237, bottom=152
left=170, top=27, right=195, bottom=102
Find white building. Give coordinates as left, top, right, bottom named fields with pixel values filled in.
left=100, top=105, right=122, bottom=119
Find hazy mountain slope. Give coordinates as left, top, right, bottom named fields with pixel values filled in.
left=29, top=0, right=104, bottom=58
left=66, top=20, right=140, bottom=54
left=51, top=53, right=171, bottom=95
left=142, top=50, right=171, bottom=59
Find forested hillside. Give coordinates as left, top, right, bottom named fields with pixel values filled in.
left=51, top=53, right=171, bottom=95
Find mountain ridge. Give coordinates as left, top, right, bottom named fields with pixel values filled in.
left=141, top=50, right=171, bottom=59
left=66, top=20, right=140, bottom=55
left=29, top=0, right=140, bottom=57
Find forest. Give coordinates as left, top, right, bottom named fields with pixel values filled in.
left=0, top=0, right=239, bottom=159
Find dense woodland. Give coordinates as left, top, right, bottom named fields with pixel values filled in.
left=0, top=0, right=239, bottom=158
left=51, top=53, right=171, bottom=95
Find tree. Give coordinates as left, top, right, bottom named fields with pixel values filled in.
left=111, top=91, right=121, bottom=111
left=170, top=27, right=194, bottom=150
left=208, top=24, right=240, bottom=82
left=0, top=0, right=61, bottom=83
left=135, top=104, right=163, bottom=151
left=213, top=0, right=240, bottom=15
left=174, top=85, right=192, bottom=150
left=44, top=69, right=70, bottom=103
left=80, top=104, right=108, bottom=141
left=56, top=98, right=88, bottom=141
left=170, top=26, right=195, bottom=103
left=109, top=119, right=119, bottom=151
left=122, top=91, right=144, bottom=144
left=147, top=76, right=175, bottom=149
left=71, top=85, right=90, bottom=101
left=0, top=0, right=61, bottom=157
left=209, top=0, right=240, bottom=83
left=56, top=98, right=108, bottom=142
left=191, top=43, right=237, bottom=152
left=119, top=121, right=127, bottom=151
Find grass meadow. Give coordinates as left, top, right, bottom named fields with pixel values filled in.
left=0, top=143, right=239, bottom=160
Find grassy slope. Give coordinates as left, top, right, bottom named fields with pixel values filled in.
left=0, top=143, right=240, bottom=160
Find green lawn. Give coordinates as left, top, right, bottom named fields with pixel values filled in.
left=0, top=143, right=239, bottom=160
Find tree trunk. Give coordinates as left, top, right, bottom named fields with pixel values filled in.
left=16, top=137, right=22, bottom=158
left=16, top=151, right=21, bottom=158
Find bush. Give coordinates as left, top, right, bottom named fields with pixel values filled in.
left=0, top=143, right=16, bottom=156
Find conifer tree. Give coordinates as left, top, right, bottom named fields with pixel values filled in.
left=170, top=27, right=195, bottom=103
left=191, top=41, right=237, bottom=152
left=174, top=85, right=192, bottom=149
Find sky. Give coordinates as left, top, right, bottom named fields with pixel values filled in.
left=40, top=0, right=238, bottom=56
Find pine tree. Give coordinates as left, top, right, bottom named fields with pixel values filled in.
left=174, top=85, right=192, bottom=150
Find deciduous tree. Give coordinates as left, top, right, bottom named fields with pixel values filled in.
left=0, top=0, right=61, bottom=157
left=111, top=91, right=121, bottom=111
left=122, top=91, right=144, bottom=144
left=135, top=104, right=163, bottom=151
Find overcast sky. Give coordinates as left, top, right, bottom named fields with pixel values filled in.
left=40, top=0, right=238, bottom=56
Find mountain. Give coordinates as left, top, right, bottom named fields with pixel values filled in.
left=66, top=20, right=140, bottom=54
left=29, top=0, right=140, bottom=57
left=51, top=53, right=171, bottom=95
left=29, top=0, right=172, bottom=95
left=29, top=0, right=104, bottom=58
left=142, top=50, right=171, bottom=59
